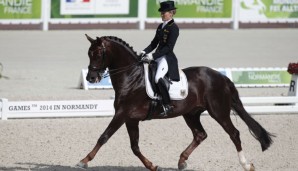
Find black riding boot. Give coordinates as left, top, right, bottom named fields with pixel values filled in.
left=157, top=78, right=173, bottom=116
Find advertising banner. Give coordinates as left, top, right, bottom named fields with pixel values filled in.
left=60, top=0, right=129, bottom=15
left=0, top=0, right=41, bottom=19
left=1, top=99, right=114, bottom=119
left=51, top=0, right=138, bottom=18
left=231, top=70, right=291, bottom=85
left=239, top=0, right=298, bottom=21
left=147, top=0, right=232, bottom=18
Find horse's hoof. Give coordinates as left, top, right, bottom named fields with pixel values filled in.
left=76, top=161, right=88, bottom=170
left=250, top=163, right=255, bottom=171
left=178, top=162, right=187, bottom=170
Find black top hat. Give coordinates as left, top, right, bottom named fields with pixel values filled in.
left=158, top=1, right=177, bottom=12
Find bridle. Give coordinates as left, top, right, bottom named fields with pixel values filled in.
left=87, top=42, right=107, bottom=80
left=88, top=43, right=106, bottom=77
left=88, top=42, right=141, bottom=80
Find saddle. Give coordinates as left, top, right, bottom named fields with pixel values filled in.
left=143, top=62, right=188, bottom=120
left=143, top=62, right=188, bottom=100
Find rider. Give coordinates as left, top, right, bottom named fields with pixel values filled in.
left=141, top=0, right=180, bottom=116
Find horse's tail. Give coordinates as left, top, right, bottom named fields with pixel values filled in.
left=226, top=77, right=275, bottom=151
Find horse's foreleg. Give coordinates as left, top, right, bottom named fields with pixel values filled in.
left=77, top=116, right=125, bottom=169
left=178, top=113, right=207, bottom=170
left=126, top=121, right=158, bottom=171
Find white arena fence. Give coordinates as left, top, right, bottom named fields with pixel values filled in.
left=1, top=67, right=297, bottom=120
left=0, top=99, right=114, bottom=120
left=1, top=97, right=298, bottom=120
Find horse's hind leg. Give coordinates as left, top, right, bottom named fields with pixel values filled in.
left=207, top=104, right=254, bottom=171
left=217, top=116, right=254, bottom=170
left=76, top=116, right=125, bottom=169
left=222, top=117, right=255, bottom=170
left=178, top=111, right=207, bottom=170
left=126, top=121, right=159, bottom=171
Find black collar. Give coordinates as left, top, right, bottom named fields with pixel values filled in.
left=159, top=19, right=175, bottom=29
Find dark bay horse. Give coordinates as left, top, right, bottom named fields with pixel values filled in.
left=77, top=35, right=274, bottom=171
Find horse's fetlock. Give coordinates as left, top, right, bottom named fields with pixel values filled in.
left=180, top=153, right=189, bottom=161
left=146, top=162, right=155, bottom=171
left=87, top=154, right=94, bottom=161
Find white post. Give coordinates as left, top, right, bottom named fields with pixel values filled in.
left=288, top=74, right=298, bottom=105
left=232, top=0, right=239, bottom=30
left=138, top=0, right=147, bottom=30
left=0, top=98, right=8, bottom=120
left=42, top=0, right=50, bottom=31
left=81, top=69, right=89, bottom=90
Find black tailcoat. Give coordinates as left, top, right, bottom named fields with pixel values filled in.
left=143, top=19, right=180, bottom=81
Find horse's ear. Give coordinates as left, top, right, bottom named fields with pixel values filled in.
left=96, top=37, right=101, bottom=43
left=85, top=34, right=94, bottom=43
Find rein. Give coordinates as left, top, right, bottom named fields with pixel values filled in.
left=103, top=62, right=141, bottom=78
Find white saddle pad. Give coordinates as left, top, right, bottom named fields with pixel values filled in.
left=143, top=63, right=188, bottom=100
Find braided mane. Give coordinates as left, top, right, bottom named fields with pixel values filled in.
left=103, top=36, right=138, bottom=58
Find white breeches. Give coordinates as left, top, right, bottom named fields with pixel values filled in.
left=155, top=56, right=168, bottom=83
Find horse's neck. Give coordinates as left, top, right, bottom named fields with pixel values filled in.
left=106, top=40, right=141, bottom=91
left=108, top=55, right=136, bottom=70
left=110, top=67, right=143, bottom=97
left=107, top=43, right=137, bottom=70
left=108, top=57, right=143, bottom=94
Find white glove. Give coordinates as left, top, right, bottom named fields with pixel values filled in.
left=141, top=53, right=153, bottom=62
left=145, top=53, right=153, bottom=60
left=139, top=51, right=146, bottom=57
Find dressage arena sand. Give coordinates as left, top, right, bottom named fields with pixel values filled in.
left=0, top=29, right=298, bottom=171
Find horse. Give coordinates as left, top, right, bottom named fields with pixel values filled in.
left=76, top=34, right=274, bottom=171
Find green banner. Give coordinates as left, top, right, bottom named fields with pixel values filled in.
left=51, top=0, right=138, bottom=19
left=147, top=0, right=232, bottom=18
left=0, top=0, right=41, bottom=19
left=232, top=70, right=292, bottom=85
left=240, top=0, right=298, bottom=19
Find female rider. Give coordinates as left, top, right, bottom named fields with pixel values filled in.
left=141, top=1, right=180, bottom=116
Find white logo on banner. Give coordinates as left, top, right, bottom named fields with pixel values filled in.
left=239, top=0, right=267, bottom=21
left=0, top=0, right=33, bottom=14
left=60, top=0, right=129, bottom=15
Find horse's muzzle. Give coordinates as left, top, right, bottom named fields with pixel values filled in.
left=86, top=71, right=101, bottom=83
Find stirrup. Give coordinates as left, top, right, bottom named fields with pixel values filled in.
left=160, top=105, right=173, bottom=116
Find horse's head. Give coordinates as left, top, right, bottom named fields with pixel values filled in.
left=85, top=34, right=108, bottom=83
left=85, top=34, right=140, bottom=84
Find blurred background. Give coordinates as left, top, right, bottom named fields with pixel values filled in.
left=0, top=0, right=297, bottom=30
